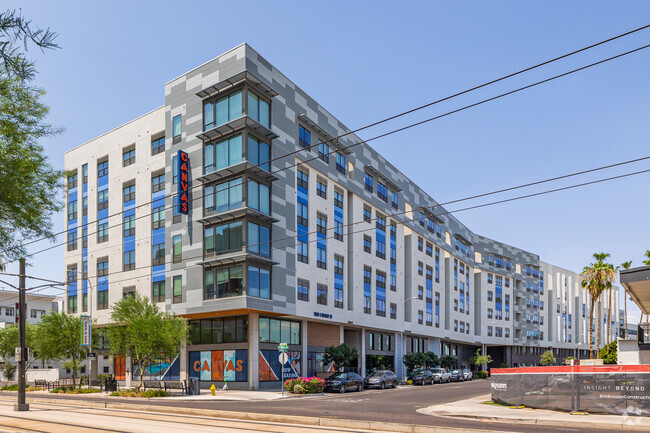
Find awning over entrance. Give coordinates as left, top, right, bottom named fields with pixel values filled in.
left=620, top=266, right=650, bottom=314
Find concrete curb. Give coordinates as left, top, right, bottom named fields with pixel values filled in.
left=18, top=395, right=505, bottom=433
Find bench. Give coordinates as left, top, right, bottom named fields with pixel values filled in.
left=33, top=379, right=48, bottom=390
left=163, top=380, right=186, bottom=395
left=142, top=380, right=163, bottom=391
left=89, top=380, right=103, bottom=391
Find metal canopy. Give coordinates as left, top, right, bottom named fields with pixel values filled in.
left=621, top=266, right=650, bottom=315
left=198, top=252, right=278, bottom=267
left=196, top=116, right=278, bottom=142
left=198, top=161, right=278, bottom=184
left=364, top=166, right=402, bottom=193
left=453, top=233, right=472, bottom=246
left=419, top=206, right=444, bottom=224
left=197, top=207, right=279, bottom=226
left=298, top=114, right=352, bottom=155
left=196, top=71, right=278, bottom=99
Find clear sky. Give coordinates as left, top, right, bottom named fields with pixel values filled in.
left=4, top=1, right=650, bottom=323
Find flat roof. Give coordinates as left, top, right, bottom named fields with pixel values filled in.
left=620, top=266, right=650, bottom=314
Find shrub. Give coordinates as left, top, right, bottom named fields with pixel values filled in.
left=50, top=386, right=101, bottom=394
left=142, top=389, right=168, bottom=398
left=283, top=377, right=325, bottom=394
left=3, top=363, right=16, bottom=381
left=476, top=370, right=488, bottom=379
left=109, top=389, right=168, bottom=398
left=1, top=384, right=18, bottom=391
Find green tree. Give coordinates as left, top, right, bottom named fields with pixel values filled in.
left=402, top=352, right=428, bottom=373
left=107, top=294, right=188, bottom=391
left=643, top=250, right=650, bottom=266
left=0, top=10, right=62, bottom=267
left=599, top=340, right=617, bottom=365
left=473, top=349, right=492, bottom=371
left=424, top=351, right=439, bottom=368
left=0, top=323, right=38, bottom=368
left=580, top=253, right=615, bottom=359
left=2, top=361, right=16, bottom=380
left=621, top=261, right=633, bottom=339
left=33, top=312, right=88, bottom=387
left=439, top=355, right=458, bottom=370
left=323, top=343, right=358, bottom=371
left=540, top=350, right=556, bottom=366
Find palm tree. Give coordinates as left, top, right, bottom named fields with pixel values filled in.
left=644, top=250, right=650, bottom=266
left=621, top=261, right=633, bottom=339
left=580, top=253, right=614, bottom=359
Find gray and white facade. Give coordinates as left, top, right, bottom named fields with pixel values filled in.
left=64, top=44, right=620, bottom=388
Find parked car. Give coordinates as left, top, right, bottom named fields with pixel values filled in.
left=364, top=370, right=398, bottom=389
left=430, top=368, right=451, bottom=383
left=324, top=372, right=364, bottom=393
left=409, top=368, right=434, bottom=385
left=462, top=369, right=473, bottom=381
left=449, top=369, right=464, bottom=382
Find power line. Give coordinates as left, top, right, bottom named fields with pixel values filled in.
left=24, top=43, right=650, bottom=259
left=7, top=23, right=650, bottom=255
left=54, top=164, right=650, bottom=292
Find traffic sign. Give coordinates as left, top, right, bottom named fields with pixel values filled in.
left=15, top=347, right=28, bottom=359
left=14, top=347, right=20, bottom=359
left=86, top=352, right=97, bottom=360
left=278, top=352, right=288, bottom=364
left=278, top=343, right=288, bottom=352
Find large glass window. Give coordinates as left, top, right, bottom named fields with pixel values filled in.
left=336, top=153, right=346, bottom=174
left=173, top=235, right=182, bottom=263
left=173, top=115, right=182, bottom=144
left=259, top=317, right=300, bottom=344
left=204, top=178, right=243, bottom=214
left=152, top=173, right=165, bottom=192
left=204, top=265, right=243, bottom=299
left=123, top=148, right=135, bottom=167
left=173, top=275, right=182, bottom=303
left=123, top=214, right=135, bottom=237
left=97, top=222, right=108, bottom=243
left=97, top=160, right=108, bottom=178
left=248, top=180, right=270, bottom=214
left=248, top=222, right=270, bottom=256
left=67, top=200, right=77, bottom=221
left=204, top=221, right=242, bottom=255
left=152, top=281, right=165, bottom=302
left=318, top=141, right=329, bottom=163
left=299, top=126, right=310, bottom=149
left=97, top=190, right=108, bottom=210
left=151, top=136, right=165, bottom=155
left=123, top=184, right=135, bottom=202
left=152, top=206, right=165, bottom=229
left=203, top=90, right=243, bottom=130
left=189, top=316, right=248, bottom=344
left=204, top=134, right=243, bottom=174
left=248, top=266, right=270, bottom=299
left=247, top=91, right=270, bottom=128
left=248, top=136, right=270, bottom=171
left=123, top=250, right=135, bottom=271
left=152, top=243, right=165, bottom=266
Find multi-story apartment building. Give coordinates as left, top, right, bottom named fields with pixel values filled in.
left=64, top=44, right=621, bottom=388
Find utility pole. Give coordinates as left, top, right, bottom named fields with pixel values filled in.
left=15, top=258, right=29, bottom=411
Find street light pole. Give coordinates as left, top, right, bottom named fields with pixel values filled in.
left=15, top=258, right=29, bottom=412
left=400, top=296, right=419, bottom=382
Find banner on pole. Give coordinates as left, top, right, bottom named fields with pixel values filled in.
left=80, top=315, right=91, bottom=346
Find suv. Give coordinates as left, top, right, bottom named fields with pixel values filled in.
left=430, top=368, right=451, bottom=383
left=462, top=368, right=473, bottom=381
left=409, top=369, right=434, bottom=385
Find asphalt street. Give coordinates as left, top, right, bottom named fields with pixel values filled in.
left=4, top=380, right=650, bottom=433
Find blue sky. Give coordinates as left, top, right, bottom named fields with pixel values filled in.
left=5, top=1, right=650, bottom=322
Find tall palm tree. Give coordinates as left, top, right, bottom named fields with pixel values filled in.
left=580, top=253, right=614, bottom=359
left=621, top=261, right=633, bottom=339
left=644, top=250, right=650, bottom=266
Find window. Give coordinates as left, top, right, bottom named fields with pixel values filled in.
left=297, top=169, right=308, bottom=189
left=297, top=202, right=308, bottom=227
left=335, top=286, right=344, bottom=309
left=364, top=267, right=372, bottom=314
left=259, top=317, right=300, bottom=345
left=365, top=173, right=373, bottom=192
left=190, top=317, right=250, bottom=344
left=390, top=303, right=397, bottom=319
left=97, top=258, right=108, bottom=277
left=248, top=180, right=270, bottom=215
left=334, top=220, right=343, bottom=241
left=97, top=190, right=108, bottom=210
left=376, top=298, right=386, bottom=317
left=334, top=255, right=344, bottom=275
left=5, top=307, right=13, bottom=316
left=363, top=207, right=371, bottom=223
left=418, top=285, right=423, bottom=300
left=82, top=164, right=88, bottom=184
left=172, top=114, right=182, bottom=144
left=123, top=148, right=135, bottom=166
left=318, top=141, right=329, bottom=163
left=487, top=273, right=493, bottom=284
left=204, top=177, right=243, bottom=214
left=248, top=222, right=271, bottom=257
left=152, top=173, right=165, bottom=193
left=376, top=181, right=388, bottom=202
left=247, top=91, right=270, bottom=127
left=204, top=90, right=242, bottom=130
left=316, top=180, right=327, bottom=199
left=173, top=235, right=182, bottom=263
left=488, top=291, right=493, bottom=301
left=68, top=172, right=78, bottom=189
left=297, top=241, right=308, bottom=264
left=363, top=235, right=371, bottom=253
left=488, top=308, right=493, bottom=319
left=82, top=197, right=88, bottom=216
left=152, top=136, right=165, bottom=155
left=248, top=266, right=271, bottom=299
left=97, top=222, right=108, bottom=243
left=317, top=246, right=326, bottom=269
left=204, top=134, right=243, bottom=174
left=488, top=255, right=494, bottom=266
left=297, top=279, right=309, bottom=301
left=487, top=326, right=493, bottom=337
left=299, top=125, right=310, bottom=149
left=123, top=214, right=135, bottom=237
left=454, top=299, right=458, bottom=311
left=317, top=284, right=327, bottom=305
left=426, top=243, right=432, bottom=257
left=391, top=192, right=398, bottom=209
left=123, top=250, right=135, bottom=271
left=418, top=310, right=423, bottom=325
left=417, top=237, right=423, bottom=251
left=97, top=160, right=108, bottom=178
left=248, top=136, right=270, bottom=171
left=317, top=215, right=327, bottom=235
left=97, top=291, right=108, bottom=310
left=204, top=222, right=243, bottom=256
left=335, top=153, right=346, bottom=174
left=67, top=230, right=77, bottom=251
left=152, top=206, right=165, bottom=229
left=152, top=244, right=165, bottom=266
left=505, top=260, right=511, bottom=271
left=505, top=278, right=510, bottom=288
left=418, top=261, right=423, bottom=276
left=334, top=190, right=343, bottom=208
left=173, top=275, right=182, bottom=303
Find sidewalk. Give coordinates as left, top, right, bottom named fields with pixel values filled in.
left=419, top=394, right=650, bottom=431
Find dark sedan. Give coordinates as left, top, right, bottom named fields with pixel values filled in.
left=409, top=368, right=434, bottom=385
left=363, top=370, right=398, bottom=389
left=449, top=369, right=464, bottom=382
left=324, top=372, right=364, bottom=393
